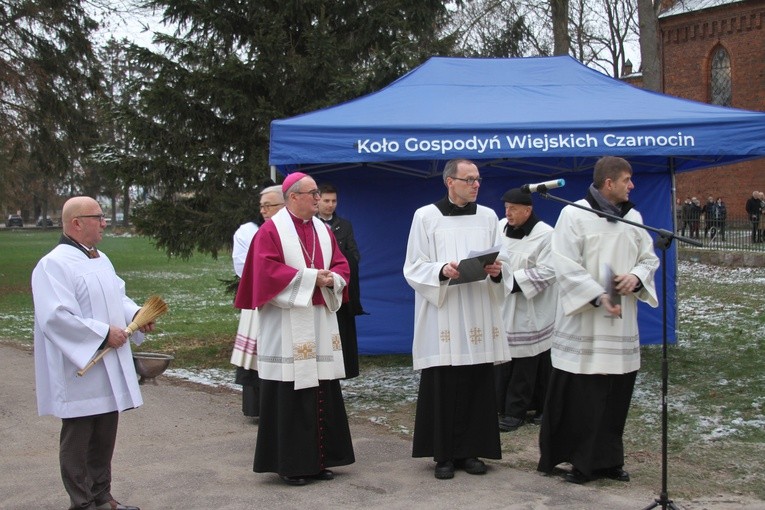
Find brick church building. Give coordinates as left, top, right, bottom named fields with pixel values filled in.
left=627, top=0, right=764, bottom=217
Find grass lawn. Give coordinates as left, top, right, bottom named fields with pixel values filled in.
left=1, top=230, right=763, bottom=502
left=0, top=229, right=239, bottom=367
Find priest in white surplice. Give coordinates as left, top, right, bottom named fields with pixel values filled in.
left=495, top=188, right=557, bottom=433
left=32, top=196, right=153, bottom=510
left=537, top=156, right=659, bottom=485
left=404, top=158, right=511, bottom=480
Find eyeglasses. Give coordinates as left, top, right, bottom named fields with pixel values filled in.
left=451, top=176, right=482, bottom=186
left=259, top=203, right=284, bottom=210
left=293, top=189, right=321, bottom=198
left=76, top=214, right=106, bottom=221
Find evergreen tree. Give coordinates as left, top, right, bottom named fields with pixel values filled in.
left=0, top=0, right=103, bottom=215
left=114, top=0, right=457, bottom=258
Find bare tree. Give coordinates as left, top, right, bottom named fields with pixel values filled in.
left=573, top=0, right=638, bottom=77
left=448, top=0, right=534, bottom=57
left=455, top=0, right=637, bottom=77
left=551, top=0, right=571, bottom=55
left=638, top=0, right=663, bottom=91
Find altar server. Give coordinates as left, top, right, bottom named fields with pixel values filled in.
left=32, top=196, right=153, bottom=510
left=404, top=158, right=511, bottom=480
left=538, top=156, right=659, bottom=484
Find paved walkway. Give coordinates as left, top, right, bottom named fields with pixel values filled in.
left=1, top=342, right=762, bottom=510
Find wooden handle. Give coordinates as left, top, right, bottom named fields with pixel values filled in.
left=76, top=347, right=113, bottom=376
left=76, top=325, right=136, bottom=377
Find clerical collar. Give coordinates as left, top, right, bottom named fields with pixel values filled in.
left=505, top=212, right=539, bottom=239
left=287, top=208, right=312, bottom=224
left=585, top=184, right=634, bottom=221
left=58, top=234, right=92, bottom=257
left=434, top=196, right=477, bottom=216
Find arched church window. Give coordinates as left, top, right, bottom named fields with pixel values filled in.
left=710, top=47, right=732, bottom=106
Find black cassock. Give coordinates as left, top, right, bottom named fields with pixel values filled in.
left=254, top=379, right=355, bottom=477
left=320, top=213, right=365, bottom=379
left=412, top=363, right=502, bottom=462
left=538, top=368, right=636, bottom=477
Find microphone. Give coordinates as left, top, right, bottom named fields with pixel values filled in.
left=521, top=179, right=566, bottom=194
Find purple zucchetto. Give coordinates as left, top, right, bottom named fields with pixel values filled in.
left=282, top=172, right=309, bottom=193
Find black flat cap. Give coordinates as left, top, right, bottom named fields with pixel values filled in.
left=501, top=188, right=532, bottom=205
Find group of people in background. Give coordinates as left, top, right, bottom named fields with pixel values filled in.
left=678, top=192, right=765, bottom=245
left=679, top=195, right=728, bottom=241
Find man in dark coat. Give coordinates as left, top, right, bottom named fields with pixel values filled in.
left=745, top=191, right=762, bottom=243
left=317, top=183, right=365, bottom=378
left=703, top=196, right=716, bottom=239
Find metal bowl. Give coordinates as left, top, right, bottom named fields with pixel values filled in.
left=133, top=352, right=174, bottom=385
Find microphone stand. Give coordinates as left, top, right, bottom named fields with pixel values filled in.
left=534, top=186, right=700, bottom=510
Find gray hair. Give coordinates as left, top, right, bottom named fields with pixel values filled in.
left=284, top=178, right=306, bottom=199
left=260, top=185, right=282, bottom=197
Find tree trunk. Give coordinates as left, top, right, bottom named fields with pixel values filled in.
left=638, top=0, right=662, bottom=91
left=122, top=184, right=131, bottom=227
left=551, top=0, right=571, bottom=56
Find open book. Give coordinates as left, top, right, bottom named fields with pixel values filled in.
left=448, top=245, right=501, bottom=285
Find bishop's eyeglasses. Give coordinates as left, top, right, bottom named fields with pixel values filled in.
left=293, top=189, right=321, bottom=197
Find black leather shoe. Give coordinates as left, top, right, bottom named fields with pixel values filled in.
left=601, top=467, right=630, bottom=482
left=531, top=413, right=543, bottom=425
left=434, top=460, right=455, bottom=479
left=95, top=501, right=140, bottom=510
left=311, top=469, right=334, bottom=480
left=457, top=457, right=487, bottom=475
left=564, top=468, right=591, bottom=484
left=280, top=475, right=308, bottom=486
left=498, top=415, right=524, bottom=432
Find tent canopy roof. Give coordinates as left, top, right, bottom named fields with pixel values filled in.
left=270, top=56, right=765, bottom=178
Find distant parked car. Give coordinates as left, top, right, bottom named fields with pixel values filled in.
left=6, top=215, right=23, bottom=228
left=36, top=216, right=54, bottom=227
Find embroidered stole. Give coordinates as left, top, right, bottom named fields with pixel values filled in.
left=272, top=212, right=344, bottom=389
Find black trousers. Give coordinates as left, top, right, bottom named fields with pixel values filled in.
left=495, top=350, right=551, bottom=419
left=60, top=411, right=119, bottom=510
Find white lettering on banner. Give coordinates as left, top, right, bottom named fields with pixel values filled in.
left=603, top=132, right=696, bottom=148
left=403, top=136, right=500, bottom=155
left=357, top=138, right=400, bottom=153
left=356, top=132, right=697, bottom=155
left=505, top=133, right=599, bottom=152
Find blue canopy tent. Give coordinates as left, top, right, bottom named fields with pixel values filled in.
left=269, top=56, right=765, bottom=354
